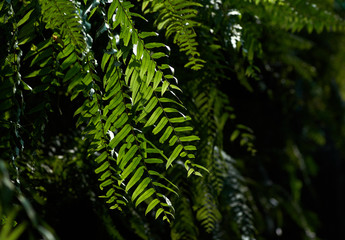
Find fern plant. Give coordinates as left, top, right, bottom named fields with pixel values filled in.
left=1, top=0, right=206, bottom=224
left=1, top=0, right=345, bottom=239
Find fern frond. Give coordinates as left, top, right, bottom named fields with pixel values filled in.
left=218, top=150, right=256, bottom=240
left=110, top=0, right=204, bottom=172
left=192, top=86, right=255, bottom=236
left=190, top=79, right=232, bottom=189
left=171, top=189, right=199, bottom=240
left=142, top=0, right=205, bottom=70
left=65, top=0, right=205, bottom=222
left=38, top=0, right=89, bottom=101
left=180, top=82, right=229, bottom=233
left=193, top=179, right=222, bottom=233
left=98, top=1, right=177, bottom=221
left=73, top=50, right=129, bottom=211
left=39, top=0, right=86, bottom=52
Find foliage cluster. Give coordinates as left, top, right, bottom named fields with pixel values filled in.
left=1, top=0, right=345, bottom=239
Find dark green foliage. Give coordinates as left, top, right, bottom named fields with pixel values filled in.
left=1, top=0, right=345, bottom=239
left=141, top=0, right=206, bottom=70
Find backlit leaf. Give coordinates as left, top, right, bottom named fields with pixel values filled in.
left=179, top=135, right=200, bottom=142
left=125, top=166, right=145, bottom=192
left=121, top=156, right=141, bottom=181
left=166, top=145, right=183, bottom=169
left=159, top=126, right=173, bottom=143
left=152, top=117, right=168, bottom=135
left=109, top=124, right=131, bottom=148
left=135, top=188, right=155, bottom=207
left=144, top=107, right=163, bottom=127
left=145, top=199, right=160, bottom=215
left=132, top=177, right=150, bottom=202
left=17, top=9, right=34, bottom=27
left=95, top=161, right=109, bottom=174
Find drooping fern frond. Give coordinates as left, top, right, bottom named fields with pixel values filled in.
left=2, top=0, right=345, bottom=238
left=178, top=62, right=256, bottom=236
left=141, top=0, right=206, bottom=70
left=216, top=149, right=256, bottom=240
left=193, top=178, right=222, bottom=234
left=39, top=0, right=86, bottom=52
left=189, top=78, right=232, bottom=191
left=56, top=0, right=207, bottom=222
left=171, top=187, right=199, bottom=240
left=37, top=0, right=88, bottom=103
left=178, top=80, right=229, bottom=233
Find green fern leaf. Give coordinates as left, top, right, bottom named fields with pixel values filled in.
left=145, top=199, right=161, bottom=215
left=142, top=0, right=205, bottom=70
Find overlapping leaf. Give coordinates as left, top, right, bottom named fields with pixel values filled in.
left=141, top=0, right=205, bottom=70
